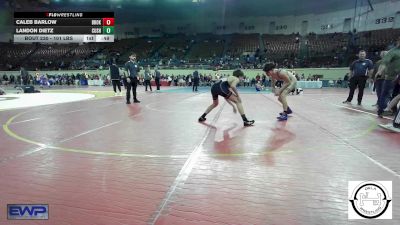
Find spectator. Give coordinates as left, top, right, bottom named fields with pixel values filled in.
left=384, top=75, right=400, bottom=114
left=2, top=74, right=9, bottom=85
left=0, top=87, right=5, bottom=95
left=20, top=67, right=29, bottom=85
left=375, top=36, right=400, bottom=120
left=371, top=51, right=388, bottom=106
left=154, top=67, right=161, bottom=90
left=110, top=59, right=122, bottom=96
left=343, top=73, right=349, bottom=88
left=256, top=81, right=265, bottom=92
left=144, top=65, right=152, bottom=92
left=193, top=70, right=199, bottom=92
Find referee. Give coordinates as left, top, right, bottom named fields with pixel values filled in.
left=343, top=50, right=373, bottom=105
left=124, top=53, right=140, bottom=104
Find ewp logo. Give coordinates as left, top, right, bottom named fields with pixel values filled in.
left=7, top=204, right=49, bottom=220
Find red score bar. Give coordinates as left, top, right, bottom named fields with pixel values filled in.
left=102, top=18, right=114, bottom=26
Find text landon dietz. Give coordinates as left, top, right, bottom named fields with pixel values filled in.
left=15, top=28, right=54, bottom=34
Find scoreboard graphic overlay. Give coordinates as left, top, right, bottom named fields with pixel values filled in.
left=14, top=12, right=114, bottom=43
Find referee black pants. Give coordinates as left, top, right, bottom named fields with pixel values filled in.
left=155, top=78, right=160, bottom=90
left=346, top=76, right=367, bottom=103
left=126, top=77, right=138, bottom=102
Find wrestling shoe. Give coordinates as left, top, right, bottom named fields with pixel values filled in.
left=277, top=114, right=288, bottom=121
left=244, top=120, right=255, bottom=126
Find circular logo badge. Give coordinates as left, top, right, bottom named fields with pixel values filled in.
left=349, top=181, right=391, bottom=219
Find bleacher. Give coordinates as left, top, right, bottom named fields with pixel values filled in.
left=0, top=28, right=399, bottom=70
left=29, top=45, right=72, bottom=62
left=227, top=34, right=260, bottom=57
left=263, top=34, right=300, bottom=60
left=0, top=44, right=37, bottom=69
left=358, top=28, right=400, bottom=52
left=131, top=38, right=165, bottom=59
left=306, top=32, right=348, bottom=57
left=101, top=38, right=135, bottom=57
left=158, top=36, right=191, bottom=59
left=187, top=37, right=225, bottom=60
